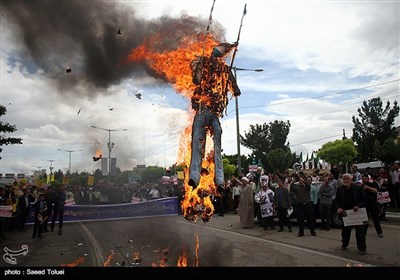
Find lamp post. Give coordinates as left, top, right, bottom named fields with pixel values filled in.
left=41, top=159, right=60, bottom=182
left=32, top=166, right=45, bottom=176
left=57, top=149, right=82, bottom=173
left=91, top=125, right=128, bottom=180
left=232, top=67, right=263, bottom=176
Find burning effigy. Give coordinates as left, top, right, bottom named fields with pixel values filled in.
left=124, top=2, right=246, bottom=223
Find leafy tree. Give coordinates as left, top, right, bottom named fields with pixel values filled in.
left=241, top=120, right=290, bottom=168
left=141, top=166, right=165, bottom=183
left=69, top=175, right=88, bottom=186
left=266, top=148, right=293, bottom=173
left=67, top=171, right=91, bottom=186
left=114, top=170, right=131, bottom=185
left=352, top=97, right=399, bottom=162
left=54, top=169, right=63, bottom=183
left=93, top=169, right=103, bottom=182
left=0, top=105, right=22, bottom=159
left=223, top=154, right=251, bottom=175
left=49, top=180, right=61, bottom=187
left=317, top=139, right=357, bottom=165
left=373, top=138, right=400, bottom=166
left=222, top=158, right=236, bottom=178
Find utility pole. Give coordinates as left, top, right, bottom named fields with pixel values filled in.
left=91, top=125, right=128, bottom=181
left=57, top=149, right=82, bottom=173
left=42, top=159, right=60, bottom=182
left=232, top=67, right=263, bottom=176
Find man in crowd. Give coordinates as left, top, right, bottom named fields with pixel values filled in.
left=336, top=173, right=368, bottom=255
left=51, top=184, right=66, bottom=235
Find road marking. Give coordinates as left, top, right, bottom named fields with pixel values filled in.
left=382, top=224, right=400, bottom=230
left=176, top=220, right=374, bottom=267
left=78, top=223, right=104, bottom=266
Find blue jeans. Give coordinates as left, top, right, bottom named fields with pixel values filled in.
left=189, top=110, right=223, bottom=187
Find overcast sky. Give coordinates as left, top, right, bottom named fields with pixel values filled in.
left=1, top=0, right=399, bottom=175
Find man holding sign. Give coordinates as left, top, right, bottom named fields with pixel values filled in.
left=336, top=173, right=368, bottom=255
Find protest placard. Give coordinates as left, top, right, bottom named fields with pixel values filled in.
left=0, top=205, right=13, bottom=218
left=377, top=191, right=391, bottom=204
left=342, top=207, right=368, bottom=226
left=260, top=202, right=274, bottom=218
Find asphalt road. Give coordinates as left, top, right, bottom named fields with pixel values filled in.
left=1, top=214, right=399, bottom=267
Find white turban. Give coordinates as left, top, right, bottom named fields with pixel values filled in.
left=241, top=177, right=250, bottom=183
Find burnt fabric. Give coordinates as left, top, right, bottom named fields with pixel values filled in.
left=189, top=50, right=240, bottom=188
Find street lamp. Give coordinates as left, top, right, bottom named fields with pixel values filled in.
left=32, top=166, right=45, bottom=174
left=41, top=159, right=60, bottom=182
left=232, top=66, right=263, bottom=176
left=91, top=125, right=128, bottom=180
left=57, top=149, right=82, bottom=173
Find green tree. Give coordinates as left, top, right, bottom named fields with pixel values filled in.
left=222, top=158, right=236, bottom=178
left=69, top=175, right=88, bottom=186
left=241, top=120, right=290, bottom=168
left=54, top=169, right=63, bottom=183
left=266, top=148, right=293, bottom=173
left=352, top=97, right=399, bottom=162
left=222, top=154, right=251, bottom=175
left=373, top=138, right=400, bottom=166
left=141, top=166, right=165, bottom=183
left=0, top=105, right=22, bottom=159
left=317, top=139, right=357, bottom=165
left=114, top=170, right=130, bottom=184
left=93, top=169, right=103, bottom=182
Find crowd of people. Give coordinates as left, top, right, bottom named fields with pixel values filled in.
left=1, top=162, right=399, bottom=256
left=215, top=162, right=400, bottom=256
left=0, top=180, right=184, bottom=243
left=0, top=183, right=67, bottom=241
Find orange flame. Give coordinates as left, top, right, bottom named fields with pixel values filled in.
left=60, top=256, right=85, bottom=267
left=125, top=34, right=218, bottom=98
left=93, top=149, right=103, bottom=161
left=194, top=234, right=200, bottom=267
left=125, top=33, right=224, bottom=222
left=103, top=251, right=114, bottom=267
left=132, top=251, right=141, bottom=264
left=151, top=248, right=169, bottom=267
left=177, top=244, right=187, bottom=267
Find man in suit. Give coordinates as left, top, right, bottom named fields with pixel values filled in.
left=336, top=173, right=368, bottom=255
left=18, top=188, right=33, bottom=231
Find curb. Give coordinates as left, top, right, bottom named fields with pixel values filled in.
left=386, top=211, right=400, bottom=220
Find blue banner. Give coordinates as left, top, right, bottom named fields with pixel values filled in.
left=27, top=197, right=179, bottom=223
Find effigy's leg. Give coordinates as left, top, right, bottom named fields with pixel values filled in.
left=210, top=115, right=223, bottom=187
left=189, top=113, right=206, bottom=189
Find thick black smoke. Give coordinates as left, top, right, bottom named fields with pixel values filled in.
left=3, top=0, right=225, bottom=95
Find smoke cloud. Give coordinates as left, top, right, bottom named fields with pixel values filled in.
left=3, top=0, right=226, bottom=96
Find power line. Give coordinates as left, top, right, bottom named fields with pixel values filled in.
left=290, top=134, right=348, bottom=147
left=283, top=89, right=398, bottom=117
left=226, top=86, right=399, bottom=116
left=309, top=90, right=398, bottom=116
left=231, top=78, right=399, bottom=112
left=22, top=139, right=92, bottom=145
left=138, top=144, right=179, bottom=159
